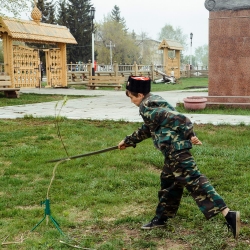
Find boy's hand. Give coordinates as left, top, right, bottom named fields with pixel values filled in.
left=118, top=140, right=136, bottom=149
left=191, top=136, right=202, bottom=145
left=118, top=140, right=127, bottom=150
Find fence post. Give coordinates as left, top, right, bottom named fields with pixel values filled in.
left=133, top=61, right=138, bottom=76
left=87, top=60, right=92, bottom=76
left=151, top=63, right=155, bottom=81
left=114, top=61, right=118, bottom=76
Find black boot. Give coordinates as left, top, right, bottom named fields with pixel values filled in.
left=225, top=211, right=240, bottom=239
left=141, top=216, right=167, bottom=230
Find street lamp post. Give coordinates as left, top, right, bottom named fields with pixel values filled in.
left=90, top=7, right=95, bottom=76
left=190, top=32, right=193, bottom=70
left=106, top=41, right=115, bottom=70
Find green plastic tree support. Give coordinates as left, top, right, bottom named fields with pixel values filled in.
left=31, top=199, right=65, bottom=236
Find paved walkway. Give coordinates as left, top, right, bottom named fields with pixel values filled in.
left=0, top=88, right=250, bottom=125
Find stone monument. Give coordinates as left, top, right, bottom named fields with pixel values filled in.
left=204, top=0, right=250, bottom=108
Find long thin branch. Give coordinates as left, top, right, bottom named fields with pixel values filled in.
left=1, top=234, right=25, bottom=245
left=54, top=97, right=69, bottom=157
left=60, top=240, right=95, bottom=249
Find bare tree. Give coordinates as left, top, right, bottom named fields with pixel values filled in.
left=96, top=16, right=140, bottom=64
left=158, top=24, right=188, bottom=51
left=135, top=32, right=157, bottom=64
left=195, top=45, right=208, bottom=67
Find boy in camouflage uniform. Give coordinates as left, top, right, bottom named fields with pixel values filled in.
left=118, top=76, right=240, bottom=239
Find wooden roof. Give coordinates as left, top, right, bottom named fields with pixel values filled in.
left=0, top=17, right=77, bottom=44
left=158, top=39, right=183, bottom=50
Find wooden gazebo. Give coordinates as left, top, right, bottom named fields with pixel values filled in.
left=0, top=4, right=77, bottom=94
left=158, top=39, right=183, bottom=79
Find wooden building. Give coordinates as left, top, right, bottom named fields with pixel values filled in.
left=158, top=39, right=183, bottom=79
left=0, top=5, right=77, bottom=90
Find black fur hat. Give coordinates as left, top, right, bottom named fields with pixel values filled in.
left=126, top=76, right=151, bottom=93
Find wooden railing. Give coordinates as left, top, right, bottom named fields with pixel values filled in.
left=0, top=72, right=20, bottom=98
left=0, top=62, right=208, bottom=88
left=180, top=69, right=209, bottom=78
left=67, top=62, right=168, bottom=85
left=86, top=75, right=125, bottom=90
left=66, top=62, right=208, bottom=86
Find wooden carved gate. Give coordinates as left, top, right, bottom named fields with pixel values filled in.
left=44, top=48, right=62, bottom=87
left=13, top=45, right=40, bottom=88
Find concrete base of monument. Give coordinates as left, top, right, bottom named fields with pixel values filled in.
left=204, top=96, right=250, bottom=109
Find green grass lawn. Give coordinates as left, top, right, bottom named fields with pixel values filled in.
left=151, top=77, right=208, bottom=92
left=0, top=118, right=249, bottom=249
left=176, top=103, right=250, bottom=116
left=0, top=77, right=249, bottom=249
left=0, top=92, right=90, bottom=107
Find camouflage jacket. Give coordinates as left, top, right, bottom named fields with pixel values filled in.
left=124, top=94, right=195, bottom=154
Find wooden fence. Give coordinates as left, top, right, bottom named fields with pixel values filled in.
left=67, top=62, right=164, bottom=85
left=0, top=62, right=209, bottom=88
left=67, top=62, right=208, bottom=86
left=86, top=75, right=125, bottom=90
left=180, top=69, right=209, bottom=78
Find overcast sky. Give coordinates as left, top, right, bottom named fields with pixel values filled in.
left=92, top=0, right=209, bottom=52
left=17, top=0, right=209, bottom=54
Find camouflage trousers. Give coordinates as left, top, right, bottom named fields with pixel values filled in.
left=156, top=149, right=227, bottom=220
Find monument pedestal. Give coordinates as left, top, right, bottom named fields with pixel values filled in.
left=205, top=96, right=250, bottom=108
left=208, top=9, right=250, bottom=108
